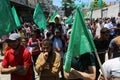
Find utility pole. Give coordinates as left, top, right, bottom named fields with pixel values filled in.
left=116, top=0, right=120, bottom=12
left=101, top=8, right=103, bottom=18
left=119, top=1, right=120, bottom=12
left=63, top=0, right=67, bottom=17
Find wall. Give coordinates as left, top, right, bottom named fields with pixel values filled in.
left=87, top=3, right=120, bottom=19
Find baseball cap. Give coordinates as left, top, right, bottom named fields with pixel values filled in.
left=6, top=33, right=21, bottom=42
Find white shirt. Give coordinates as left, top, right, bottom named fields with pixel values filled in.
left=100, top=57, right=120, bottom=78
left=95, top=23, right=101, bottom=38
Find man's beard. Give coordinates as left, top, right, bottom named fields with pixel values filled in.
left=9, top=43, right=21, bottom=50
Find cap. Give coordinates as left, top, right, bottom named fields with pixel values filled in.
left=6, top=33, right=21, bottom=41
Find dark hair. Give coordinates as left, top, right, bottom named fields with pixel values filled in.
left=46, top=31, right=51, bottom=38
left=55, top=17, right=59, bottom=20
left=18, top=27, right=22, bottom=31
left=100, top=28, right=110, bottom=34
left=30, top=32, right=35, bottom=36
left=42, top=39, right=52, bottom=47
left=118, top=12, right=120, bottom=16
left=21, top=37, right=28, bottom=42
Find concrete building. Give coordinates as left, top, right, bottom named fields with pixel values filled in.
left=10, top=0, right=37, bottom=23
left=10, top=0, right=38, bottom=23
left=39, top=0, right=56, bottom=15
left=87, top=2, right=120, bottom=19
left=10, top=0, right=63, bottom=23
left=10, top=0, right=57, bottom=23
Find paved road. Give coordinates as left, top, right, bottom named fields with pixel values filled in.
left=0, top=55, right=10, bottom=80
left=0, top=55, right=39, bottom=80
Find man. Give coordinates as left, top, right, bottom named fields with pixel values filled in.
left=108, top=36, right=120, bottom=59
left=0, top=33, right=33, bottom=80
left=116, top=12, right=120, bottom=35
left=98, top=57, right=120, bottom=80
left=27, top=32, right=41, bottom=65
left=53, top=17, right=64, bottom=35
left=35, top=39, right=61, bottom=80
left=104, top=18, right=117, bottom=40
left=95, top=18, right=103, bottom=38
left=64, top=53, right=96, bottom=80
left=52, top=29, right=66, bottom=79
left=94, top=27, right=110, bottom=79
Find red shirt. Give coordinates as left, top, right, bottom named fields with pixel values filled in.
left=27, top=38, right=41, bottom=55
left=2, top=46, right=32, bottom=80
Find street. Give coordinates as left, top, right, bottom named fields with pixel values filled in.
left=0, top=55, right=10, bottom=80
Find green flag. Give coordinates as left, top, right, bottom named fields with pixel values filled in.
left=65, top=14, right=73, bottom=24
left=49, top=10, right=58, bottom=22
left=64, top=8, right=96, bottom=72
left=33, top=3, right=46, bottom=30
left=75, top=3, right=83, bottom=9
left=0, top=0, right=17, bottom=36
left=89, top=9, right=93, bottom=20
left=90, top=2, right=94, bottom=10
left=87, top=3, right=94, bottom=19
left=11, top=6, right=21, bottom=27
left=97, top=0, right=103, bottom=8
left=89, top=5, right=94, bottom=20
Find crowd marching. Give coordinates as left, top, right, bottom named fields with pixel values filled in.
left=0, top=11, right=120, bottom=80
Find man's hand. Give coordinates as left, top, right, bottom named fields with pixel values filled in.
left=43, top=52, right=49, bottom=60
left=13, top=65, right=23, bottom=73
left=14, top=65, right=29, bottom=75
left=70, top=68, right=76, bottom=73
left=0, top=66, right=23, bottom=74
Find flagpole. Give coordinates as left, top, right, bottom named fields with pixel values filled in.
left=94, top=51, right=107, bottom=80
left=101, top=8, right=103, bottom=18
left=119, top=0, right=120, bottom=12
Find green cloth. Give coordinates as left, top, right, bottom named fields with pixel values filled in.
left=11, top=6, right=21, bottom=27
left=0, top=0, right=17, bottom=36
left=64, top=8, right=96, bottom=72
left=89, top=4, right=94, bottom=19
left=33, top=3, right=46, bottom=30
left=71, top=53, right=95, bottom=71
left=89, top=9, right=93, bottom=20
left=49, top=10, right=58, bottom=22
left=63, top=53, right=95, bottom=80
left=65, top=14, right=73, bottom=24
left=97, top=0, right=103, bottom=8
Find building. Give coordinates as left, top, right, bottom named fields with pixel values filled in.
left=10, top=0, right=38, bottom=23
left=10, top=0, right=63, bottom=23
left=86, top=2, right=120, bottom=19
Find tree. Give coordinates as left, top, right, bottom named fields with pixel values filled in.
left=90, top=0, right=108, bottom=9
left=62, top=0, right=75, bottom=17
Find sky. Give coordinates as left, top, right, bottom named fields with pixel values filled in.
left=53, top=0, right=117, bottom=7
left=53, top=0, right=62, bottom=7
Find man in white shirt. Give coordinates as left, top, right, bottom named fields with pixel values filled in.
left=98, top=57, right=120, bottom=80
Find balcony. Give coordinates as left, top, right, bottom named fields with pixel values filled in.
left=10, top=0, right=37, bottom=8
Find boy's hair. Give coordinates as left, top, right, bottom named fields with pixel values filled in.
left=100, top=28, right=110, bottom=34
left=42, top=39, right=52, bottom=47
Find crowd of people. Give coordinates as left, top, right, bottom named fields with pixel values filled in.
left=0, top=12, right=120, bottom=80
